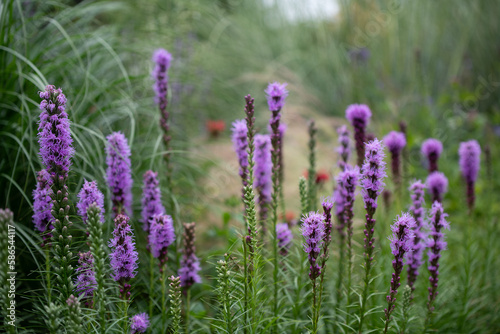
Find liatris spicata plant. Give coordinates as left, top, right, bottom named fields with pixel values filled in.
left=337, top=125, right=351, bottom=171
left=231, top=119, right=249, bottom=193
left=345, top=104, right=372, bottom=167
left=383, top=213, right=415, bottom=333
left=334, top=166, right=359, bottom=316
left=425, top=201, right=450, bottom=329
left=276, top=223, right=293, bottom=256
left=38, top=84, right=75, bottom=301
left=152, top=48, right=173, bottom=185
left=130, top=313, right=150, bottom=334
left=74, top=251, right=97, bottom=305
left=179, top=222, right=201, bottom=288
left=301, top=211, right=325, bottom=333
left=43, top=302, right=61, bottom=333
left=458, top=140, right=481, bottom=213
left=65, top=295, right=82, bottom=334
left=421, top=138, right=443, bottom=173
left=106, top=131, right=133, bottom=217
left=407, top=180, right=426, bottom=292
left=383, top=131, right=406, bottom=186
left=266, top=82, right=288, bottom=331
left=109, top=214, right=138, bottom=300
left=254, top=134, right=272, bottom=232
left=215, top=257, right=236, bottom=333
left=149, top=214, right=175, bottom=269
left=426, top=171, right=448, bottom=203
left=32, top=169, right=53, bottom=245
left=358, top=139, right=387, bottom=332
left=307, top=120, right=318, bottom=211
left=0, top=208, right=14, bottom=332
left=169, top=276, right=182, bottom=334
left=141, top=170, right=165, bottom=233
left=77, top=180, right=105, bottom=223
left=299, top=176, right=308, bottom=216
left=86, top=203, right=107, bottom=330
left=278, top=123, right=287, bottom=216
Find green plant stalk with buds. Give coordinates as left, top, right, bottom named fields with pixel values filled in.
left=87, top=204, right=107, bottom=332
left=66, top=295, right=83, bottom=334
left=44, top=302, right=61, bottom=334
left=400, top=285, right=412, bottom=333
left=169, top=276, right=182, bottom=334
left=307, top=120, right=317, bottom=212
left=299, top=177, right=309, bottom=217
left=215, top=257, right=235, bottom=333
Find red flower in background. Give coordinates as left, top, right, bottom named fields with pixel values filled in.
left=206, top=120, right=226, bottom=138
left=303, top=169, right=330, bottom=185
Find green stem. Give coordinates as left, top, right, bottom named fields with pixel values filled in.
left=312, top=279, right=318, bottom=334
left=149, top=253, right=155, bottom=326
left=162, top=268, right=167, bottom=334
left=45, top=247, right=51, bottom=303
left=186, top=288, right=191, bottom=332
left=333, top=237, right=346, bottom=333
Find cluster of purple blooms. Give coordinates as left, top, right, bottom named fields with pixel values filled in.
left=32, top=170, right=53, bottom=234
left=106, top=132, right=133, bottom=217
left=276, top=223, right=293, bottom=256
left=301, top=212, right=325, bottom=280
left=426, top=171, right=448, bottom=203
left=74, top=251, right=97, bottom=301
left=231, top=119, right=249, bottom=185
left=383, top=131, right=406, bottom=184
left=360, top=139, right=387, bottom=215
left=77, top=180, right=105, bottom=223
left=345, top=104, right=371, bottom=166
left=178, top=222, right=202, bottom=288
left=141, top=170, right=165, bottom=232
left=130, top=313, right=150, bottom=334
left=254, top=134, right=272, bottom=224
left=336, top=125, right=350, bottom=171
left=421, top=138, right=443, bottom=173
left=458, top=140, right=481, bottom=211
left=407, top=180, right=426, bottom=291
left=149, top=214, right=175, bottom=266
left=265, top=82, right=288, bottom=112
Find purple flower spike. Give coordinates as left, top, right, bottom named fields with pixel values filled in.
left=152, top=49, right=172, bottom=110
left=108, top=214, right=138, bottom=299
left=179, top=222, right=201, bottom=288
left=407, top=180, right=426, bottom=292
left=106, top=132, right=133, bottom=217
left=276, top=223, right=293, bottom=256
left=231, top=119, right=249, bottom=186
left=149, top=214, right=175, bottom=268
left=384, top=213, right=415, bottom=331
left=301, top=212, right=325, bottom=280
left=335, top=166, right=360, bottom=238
left=426, top=171, right=448, bottom=203
left=384, top=131, right=406, bottom=185
left=265, top=82, right=289, bottom=112
left=32, top=170, right=53, bottom=236
left=426, top=201, right=449, bottom=314
left=77, top=180, right=105, bottom=223
left=459, top=140, right=481, bottom=212
left=421, top=138, right=443, bottom=173
left=130, top=313, right=150, bottom=334
left=74, top=251, right=97, bottom=303
left=254, top=134, right=272, bottom=229
left=345, top=104, right=372, bottom=166
left=337, top=125, right=351, bottom=171
left=360, top=139, right=387, bottom=216
left=141, top=170, right=165, bottom=233
left=321, top=197, right=334, bottom=244
left=38, top=85, right=74, bottom=179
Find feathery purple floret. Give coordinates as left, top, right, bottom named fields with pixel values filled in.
left=109, top=214, right=139, bottom=283
left=407, top=180, right=426, bottom=291
left=106, top=132, right=133, bottom=217
left=426, top=171, right=448, bottom=203
left=149, top=214, right=175, bottom=262
left=427, top=201, right=449, bottom=313
left=74, top=251, right=97, bottom=300
left=141, top=171, right=165, bottom=232
left=459, top=140, right=481, bottom=212
left=276, top=223, right=293, bottom=256
left=179, top=222, right=201, bottom=288
left=231, top=119, right=249, bottom=183
left=152, top=49, right=172, bottom=109
left=335, top=166, right=359, bottom=235
left=38, top=85, right=74, bottom=179
left=421, top=138, right=443, bottom=173
left=301, top=212, right=325, bottom=280
left=384, top=131, right=406, bottom=184
left=346, top=104, right=372, bottom=167
left=360, top=139, right=387, bottom=215
left=254, top=134, right=273, bottom=205
left=265, top=82, right=288, bottom=112
left=384, top=213, right=415, bottom=329
left=77, top=180, right=105, bottom=223
left=32, top=170, right=53, bottom=234
left=337, top=125, right=351, bottom=170
left=130, top=313, right=150, bottom=334
left=321, top=197, right=334, bottom=244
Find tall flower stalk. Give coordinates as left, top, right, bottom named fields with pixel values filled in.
left=458, top=140, right=481, bottom=213
left=301, top=212, right=326, bottom=334
left=254, top=134, right=272, bottom=234
left=74, top=252, right=97, bottom=307
left=358, top=139, right=387, bottom=332
left=77, top=180, right=105, bottom=224
left=383, top=131, right=406, bottom=187
left=278, top=123, right=287, bottom=218
left=141, top=170, right=165, bottom=233
left=152, top=48, right=173, bottom=186
left=407, top=180, right=426, bottom=293
left=337, top=125, right=351, bottom=171
left=425, top=202, right=450, bottom=330
left=169, top=276, right=182, bottom=334
left=106, top=132, right=133, bottom=217
left=32, top=169, right=53, bottom=246
left=421, top=139, right=443, bottom=173
left=38, top=85, right=75, bottom=302
left=266, top=82, right=288, bottom=332
left=383, top=213, right=415, bottom=333
left=215, top=257, right=236, bottom=333
left=307, top=120, right=318, bottom=211
left=346, top=104, right=372, bottom=167
left=426, top=172, right=448, bottom=204
left=231, top=119, right=249, bottom=200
